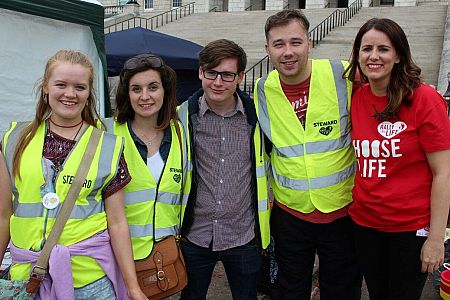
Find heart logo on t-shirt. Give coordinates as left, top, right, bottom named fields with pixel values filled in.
left=377, top=121, right=407, bottom=139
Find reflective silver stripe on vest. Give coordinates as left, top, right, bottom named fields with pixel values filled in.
left=13, top=129, right=119, bottom=219
left=158, top=191, right=181, bottom=205
left=272, top=163, right=356, bottom=191
left=103, top=117, right=114, bottom=132
left=330, top=59, right=350, bottom=136
left=13, top=200, right=105, bottom=219
left=256, top=78, right=273, bottom=142
left=186, top=159, right=193, bottom=172
left=125, top=188, right=156, bottom=205
left=181, top=193, right=189, bottom=206
left=275, top=136, right=352, bottom=158
left=87, top=132, right=121, bottom=201
left=4, top=122, right=29, bottom=173
left=258, top=199, right=269, bottom=211
left=130, top=223, right=153, bottom=238
left=155, top=225, right=179, bottom=240
left=256, top=165, right=265, bottom=178
left=257, top=61, right=350, bottom=158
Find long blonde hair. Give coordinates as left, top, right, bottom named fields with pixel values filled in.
left=12, top=49, right=101, bottom=178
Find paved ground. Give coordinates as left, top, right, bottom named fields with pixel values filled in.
left=168, top=261, right=441, bottom=299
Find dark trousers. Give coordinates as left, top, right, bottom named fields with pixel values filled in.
left=180, top=239, right=262, bottom=300
left=353, top=223, right=428, bottom=300
left=271, top=204, right=362, bottom=300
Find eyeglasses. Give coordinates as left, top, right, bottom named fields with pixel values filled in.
left=123, top=54, right=163, bottom=70
left=202, top=69, right=238, bottom=82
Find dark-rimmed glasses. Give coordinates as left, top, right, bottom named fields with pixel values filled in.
left=123, top=54, right=163, bottom=70
left=202, top=69, right=238, bottom=82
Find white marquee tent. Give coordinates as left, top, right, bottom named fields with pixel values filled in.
left=0, top=0, right=109, bottom=137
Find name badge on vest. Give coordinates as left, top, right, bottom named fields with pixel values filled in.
left=42, top=192, right=60, bottom=209
left=41, top=158, right=59, bottom=209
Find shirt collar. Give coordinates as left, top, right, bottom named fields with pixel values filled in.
left=198, top=92, right=245, bottom=117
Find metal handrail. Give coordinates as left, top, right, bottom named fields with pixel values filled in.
left=105, top=2, right=195, bottom=33
left=209, top=6, right=219, bottom=12
left=242, top=0, right=363, bottom=95
left=283, top=4, right=290, bottom=9
left=245, top=5, right=253, bottom=11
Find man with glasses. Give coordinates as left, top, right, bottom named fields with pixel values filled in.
left=177, top=39, right=271, bottom=299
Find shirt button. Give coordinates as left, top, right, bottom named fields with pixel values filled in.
left=218, top=201, right=221, bottom=205
left=214, top=220, right=218, bottom=223
left=222, top=137, right=225, bottom=141
left=221, top=158, right=224, bottom=163
left=219, top=179, right=223, bottom=184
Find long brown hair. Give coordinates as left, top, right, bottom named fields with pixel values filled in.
left=12, top=49, right=100, bottom=178
left=115, top=54, right=178, bottom=129
left=343, top=18, right=421, bottom=120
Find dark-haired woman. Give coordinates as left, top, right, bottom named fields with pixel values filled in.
left=344, top=18, right=450, bottom=299
left=105, top=54, right=188, bottom=264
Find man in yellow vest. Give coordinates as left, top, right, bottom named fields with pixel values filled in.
left=178, top=39, right=270, bottom=299
left=253, top=9, right=361, bottom=299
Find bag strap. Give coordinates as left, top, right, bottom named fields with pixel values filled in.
left=26, top=127, right=102, bottom=293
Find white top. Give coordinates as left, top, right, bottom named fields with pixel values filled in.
left=147, top=151, right=164, bottom=183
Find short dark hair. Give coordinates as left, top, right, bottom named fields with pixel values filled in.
left=344, top=18, right=421, bottom=120
left=115, top=54, right=178, bottom=129
left=198, top=39, right=247, bottom=73
left=265, top=9, right=310, bottom=40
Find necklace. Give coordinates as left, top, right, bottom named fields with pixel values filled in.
left=135, top=127, right=159, bottom=147
left=72, top=122, right=84, bottom=141
left=49, top=118, right=83, bottom=128
left=47, top=119, right=84, bottom=142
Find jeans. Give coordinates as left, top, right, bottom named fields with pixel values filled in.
left=180, top=239, right=262, bottom=300
left=74, top=275, right=115, bottom=300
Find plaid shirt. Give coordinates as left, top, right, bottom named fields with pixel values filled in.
left=186, top=94, right=255, bottom=251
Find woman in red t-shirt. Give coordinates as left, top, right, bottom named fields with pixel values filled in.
left=344, top=18, right=450, bottom=299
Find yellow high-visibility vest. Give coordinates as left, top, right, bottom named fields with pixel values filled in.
left=3, top=122, right=123, bottom=287
left=254, top=59, right=356, bottom=213
left=105, top=119, right=188, bottom=260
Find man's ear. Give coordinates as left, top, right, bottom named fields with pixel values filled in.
left=198, top=67, right=203, bottom=81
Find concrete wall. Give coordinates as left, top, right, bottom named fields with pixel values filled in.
left=438, top=0, right=450, bottom=94
left=229, top=0, right=251, bottom=11
left=266, top=0, right=289, bottom=10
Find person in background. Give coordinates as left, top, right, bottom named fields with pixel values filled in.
left=177, top=39, right=271, bottom=299
left=254, top=9, right=361, bottom=299
left=344, top=18, right=450, bottom=300
left=0, top=49, right=146, bottom=300
left=105, top=53, right=188, bottom=264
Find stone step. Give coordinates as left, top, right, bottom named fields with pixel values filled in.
left=310, top=5, right=446, bottom=85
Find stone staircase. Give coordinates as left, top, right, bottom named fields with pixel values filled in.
left=106, top=4, right=447, bottom=87
left=310, top=5, right=446, bottom=85
left=153, top=9, right=339, bottom=67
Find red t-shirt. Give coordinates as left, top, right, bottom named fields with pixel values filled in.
left=350, top=84, right=450, bottom=232
left=281, top=76, right=310, bottom=127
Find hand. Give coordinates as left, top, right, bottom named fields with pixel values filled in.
left=420, top=237, right=444, bottom=273
left=128, top=288, right=148, bottom=300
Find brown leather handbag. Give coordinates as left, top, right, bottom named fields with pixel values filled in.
left=135, top=236, right=187, bottom=299
left=134, top=121, right=187, bottom=299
